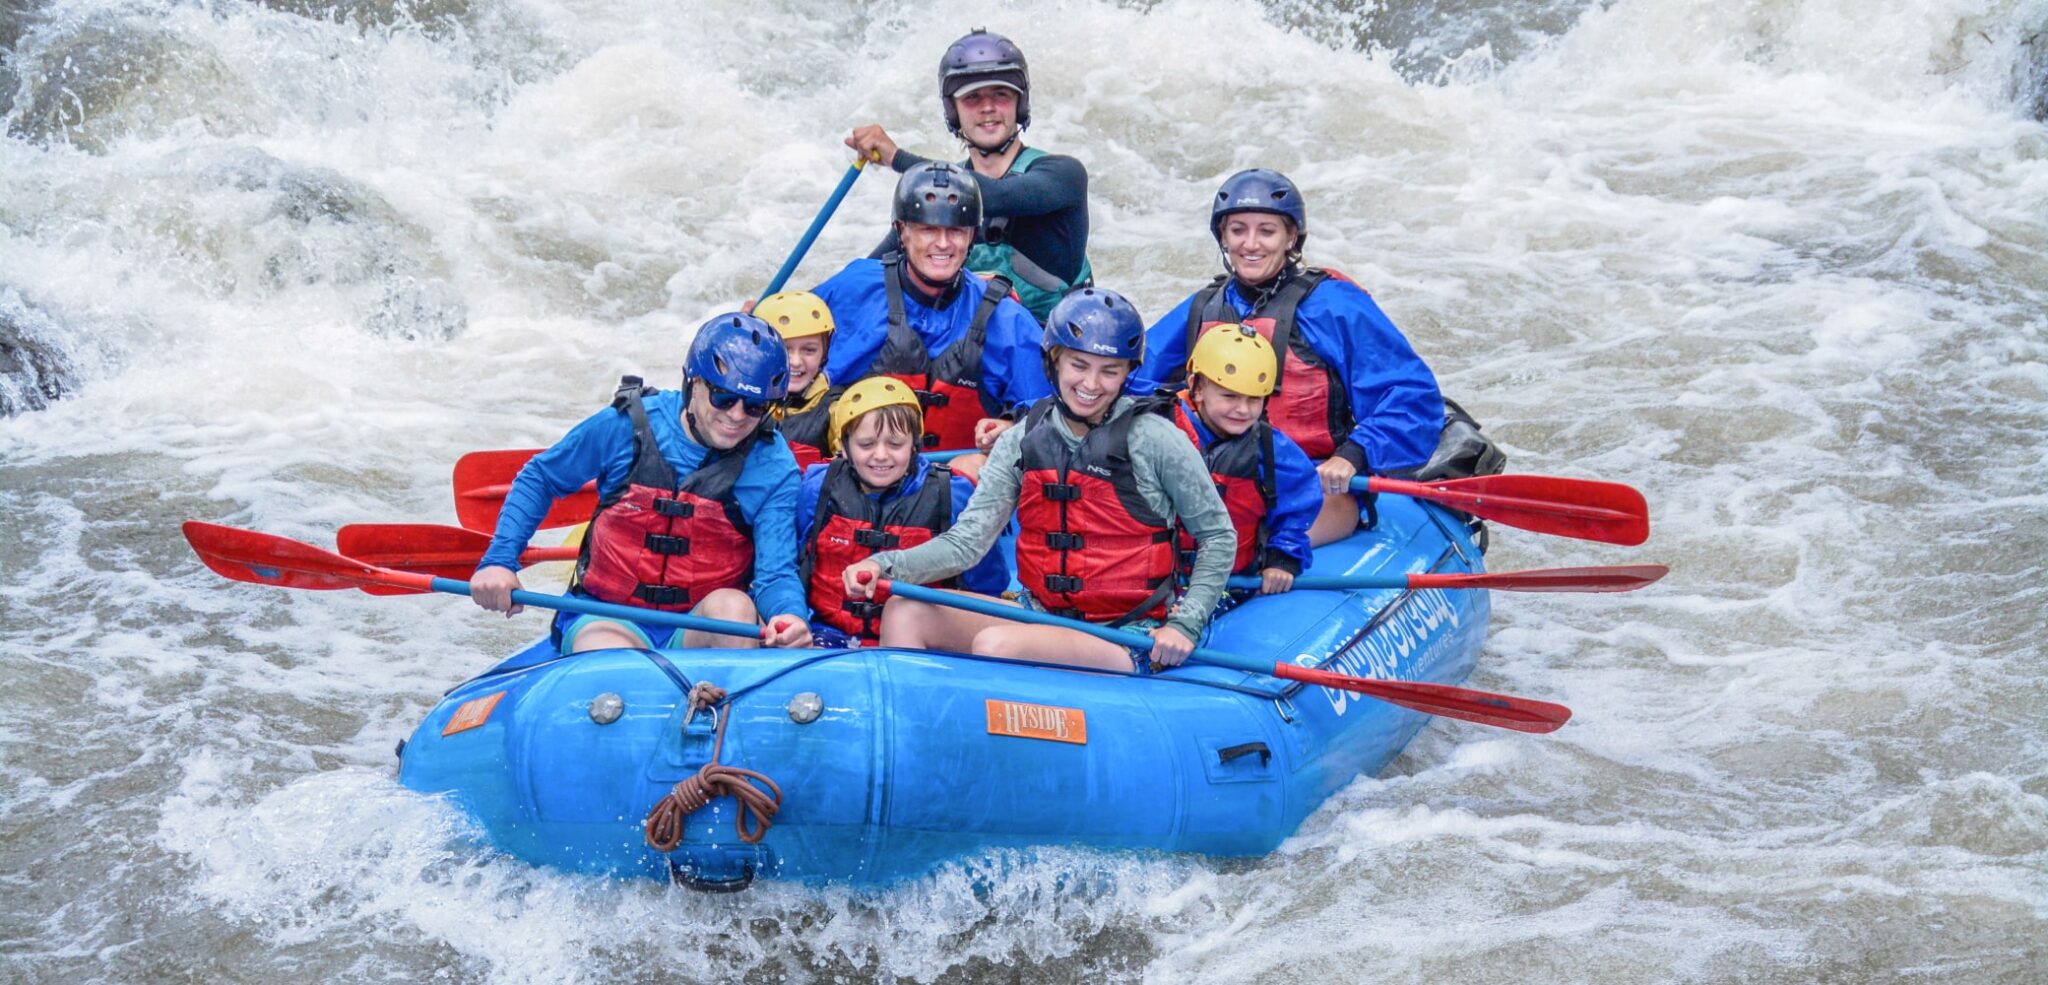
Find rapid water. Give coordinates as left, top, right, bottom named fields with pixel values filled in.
left=3, top=0, right=2045, bottom=980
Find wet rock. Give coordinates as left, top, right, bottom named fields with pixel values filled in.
left=205, top=149, right=468, bottom=341
left=0, top=0, right=46, bottom=116
left=6, top=15, right=256, bottom=153
left=0, top=289, right=76, bottom=417
left=1267, top=0, right=1609, bottom=82
left=250, top=0, right=472, bottom=37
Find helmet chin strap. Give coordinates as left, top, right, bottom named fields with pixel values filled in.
left=967, top=128, right=1021, bottom=158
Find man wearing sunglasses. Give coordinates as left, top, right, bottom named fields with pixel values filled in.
left=469, top=313, right=814, bottom=652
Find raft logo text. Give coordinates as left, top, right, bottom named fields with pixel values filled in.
left=985, top=698, right=1088, bottom=745
left=1300, top=588, right=1459, bottom=716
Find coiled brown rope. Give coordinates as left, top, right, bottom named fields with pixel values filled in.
left=643, top=682, right=783, bottom=851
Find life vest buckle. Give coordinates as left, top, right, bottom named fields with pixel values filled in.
left=1041, top=482, right=1080, bottom=502
left=915, top=388, right=949, bottom=409
left=636, top=585, right=692, bottom=607
left=854, top=528, right=900, bottom=549
left=1042, top=574, right=1084, bottom=593
left=843, top=599, right=886, bottom=619
left=654, top=498, right=696, bottom=518
left=645, top=533, right=692, bottom=555
left=1044, top=531, right=1085, bottom=550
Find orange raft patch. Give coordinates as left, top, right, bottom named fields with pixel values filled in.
left=442, top=691, right=507, bottom=736
left=984, top=698, right=1087, bottom=745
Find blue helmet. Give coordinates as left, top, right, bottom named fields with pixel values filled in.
left=1042, top=287, right=1146, bottom=366
left=685, top=312, right=789, bottom=400
left=1210, top=168, right=1307, bottom=250
left=939, top=29, right=1030, bottom=137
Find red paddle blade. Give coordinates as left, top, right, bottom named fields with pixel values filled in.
left=1368, top=473, right=1650, bottom=546
left=1411, top=564, right=1668, bottom=594
left=183, top=521, right=425, bottom=595
left=1272, top=662, right=1571, bottom=733
left=336, top=522, right=579, bottom=595
left=452, top=449, right=597, bottom=532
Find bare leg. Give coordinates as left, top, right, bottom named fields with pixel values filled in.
left=1308, top=489, right=1362, bottom=546
left=972, top=623, right=1135, bottom=672
left=876, top=591, right=1020, bottom=651
left=569, top=621, right=650, bottom=654
left=681, top=588, right=763, bottom=649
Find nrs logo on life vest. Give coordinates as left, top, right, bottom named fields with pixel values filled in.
left=984, top=698, right=1087, bottom=744
left=442, top=691, right=507, bottom=736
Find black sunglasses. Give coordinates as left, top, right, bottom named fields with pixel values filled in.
left=706, top=387, right=772, bottom=418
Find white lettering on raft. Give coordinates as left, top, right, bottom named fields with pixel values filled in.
left=1297, top=588, right=1460, bottom=717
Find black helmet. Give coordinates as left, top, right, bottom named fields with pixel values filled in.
left=892, top=161, right=983, bottom=228
left=939, top=29, right=1030, bottom=138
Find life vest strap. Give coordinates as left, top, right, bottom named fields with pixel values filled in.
left=644, top=533, right=691, bottom=555
left=635, top=585, right=692, bottom=607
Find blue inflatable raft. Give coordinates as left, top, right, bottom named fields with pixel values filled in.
left=394, top=493, right=1491, bottom=886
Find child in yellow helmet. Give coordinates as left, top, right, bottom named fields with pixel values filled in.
left=757, top=290, right=838, bottom=470
left=1167, top=324, right=1321, bottom=595
left=794, top=376, right=1008, bottom=646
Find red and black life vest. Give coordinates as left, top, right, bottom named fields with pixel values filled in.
left=1184, top=268, right=1354, bottom=459
left=1013, top=395, right=1179, bottom=624
left=799, top=459, right=957, bottom=641
left=574, top=380, right=757, bottom=612
left=1170, top=399, right=1276, bottom=578
left=773, top=382, right=835, bottom=472
left=871, top=254, right=1012, bottom=451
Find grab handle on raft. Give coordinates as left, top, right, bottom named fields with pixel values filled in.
left=863, top=575, right=1570, bottom=734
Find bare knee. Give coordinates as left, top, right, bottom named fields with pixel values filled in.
left=877, top=598, right=934, bottom=648
left=971, top=626, right=1031, bottom=661
left=682, top=588, right=761, bottom=649
left=570, top=622, right=645, bottom=654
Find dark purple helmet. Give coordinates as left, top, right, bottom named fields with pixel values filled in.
left=1042, top=287, right=1146, bottom=366
left=686, top=312, right=789, bottom=400
left=892, top=161, right=983, bottom=228
left=1210, top=168, right=1307, bottom=251
left=939, top=29, right=1030, bottom=137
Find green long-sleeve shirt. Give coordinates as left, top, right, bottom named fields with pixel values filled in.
left=871, top=396, right=1237, bottom=641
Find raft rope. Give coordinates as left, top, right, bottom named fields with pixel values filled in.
left=643, top=681, right=783, bottom=852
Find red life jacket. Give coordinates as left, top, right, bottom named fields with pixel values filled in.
left=574, top=381, right=757, bottom=612
left=1013, top=395, right=1179, bottom=624
left=1184, top=268, right=1354, bottom=459
left=773, top=385, right=834, bottom=472
left=871, top=255, right=1012, bottom=451
left=1170, top=399, right=1276, bottom=578
left=799, top=459, right=957, bottom=642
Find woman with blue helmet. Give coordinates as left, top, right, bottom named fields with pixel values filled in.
left=1134, top=168, right=1447, bottom=545
left=470, top=312, right=814, bottom=651
left=840, top=288, right=1238, bottom=673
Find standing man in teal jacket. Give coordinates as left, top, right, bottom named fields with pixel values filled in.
left=846, top=28, right=1092, bottom=323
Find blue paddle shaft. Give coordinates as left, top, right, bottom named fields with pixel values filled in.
left=879, top=580, right=1268, bottom=677
left=425, top=577, right=764, bottom=638
left=1226, top=574, right=1408, bottom=591
left=759, top=159, right=868, bottom=301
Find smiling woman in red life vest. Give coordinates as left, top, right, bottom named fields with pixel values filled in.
left=810, top=162, right=1049, bottom=471
left=795, top=376, right=1008, bottom=647
left=469, top=313, right=814, bottom=653
left=840, top=288, right=1237, bottom=674
left=1132, top=168, right=1446, bottom=546
left=760, top=290, right=838, bottom=471
left=1171, top=324, right=1322, bottom=597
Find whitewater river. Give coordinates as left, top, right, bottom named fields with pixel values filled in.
left=3, top=0, right=2044, bottom=981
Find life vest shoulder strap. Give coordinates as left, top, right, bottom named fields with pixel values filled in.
left=608, top=377, right=676, bottom=494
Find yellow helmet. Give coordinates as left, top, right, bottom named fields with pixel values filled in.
left=1187, top=323, right=1276, bottom=397
left=827, top=376, right=924, bottom=454
left=755, top=291, right=834, bottom=341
